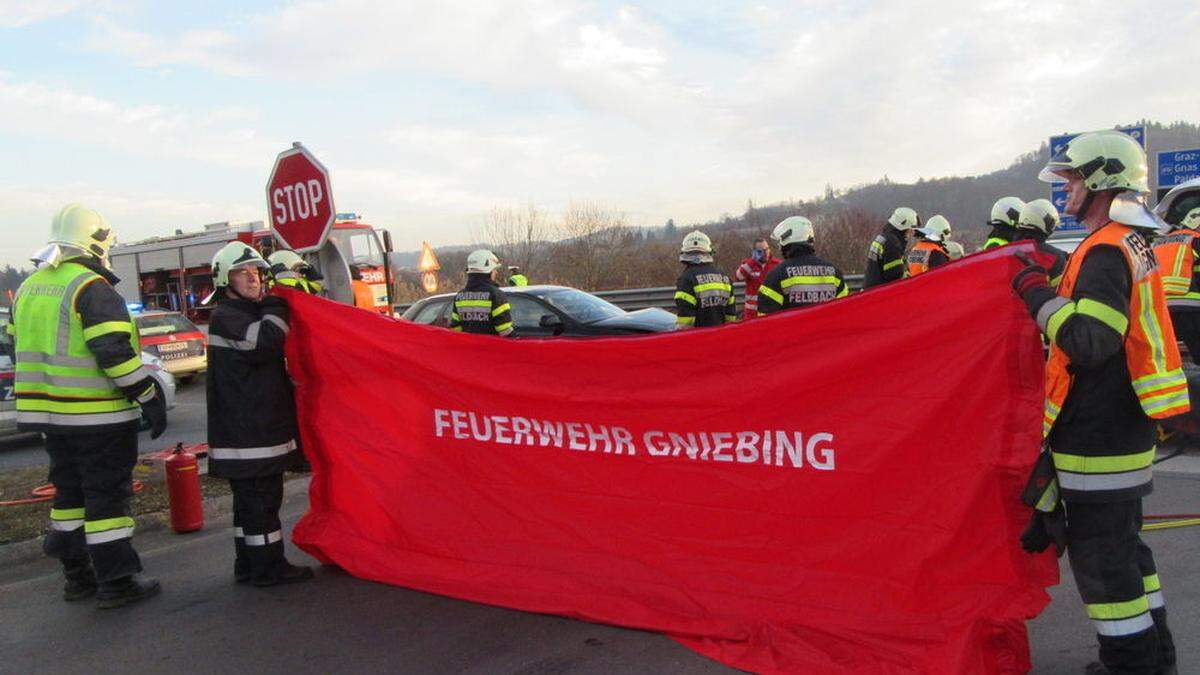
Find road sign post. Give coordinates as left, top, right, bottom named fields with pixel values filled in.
left=266, top=142, right=336, bottom=253
left=1047, top=126, right=1146, bottom=233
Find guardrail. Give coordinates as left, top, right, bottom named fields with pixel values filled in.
left=395, top=275, right=865, bottom=314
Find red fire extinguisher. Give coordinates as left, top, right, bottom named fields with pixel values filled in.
left=165, top=442, right=204, bottom=533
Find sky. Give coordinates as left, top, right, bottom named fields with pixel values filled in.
left=1, top=0, right=1197, bottom=267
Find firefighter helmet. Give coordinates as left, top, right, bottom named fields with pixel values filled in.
left=32, top=203, right=116, bottom=268
left=1039, top=130, right=1149, bottom=194
left=989, top=197, right=1026, bottom=227
left=918, top=215, right=951, bottom=242
left=212, top=242, right=269, bottom=287
left=945, top=241, right=965, bottom=260
left=887, top=207, right=920, bottom=231
left=1016, top=199, right=1060, bottom=236
left=680, top=231, right=713, bottom=254
left=268, top=249, right=305, bottom=273
left=466, top=249, right=501, bottom=274
left=771, top=217, right=815, bottom=247
left=1155, top=177, right=1200, bottom=227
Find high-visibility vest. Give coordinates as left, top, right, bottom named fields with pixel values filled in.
left=272, top=273, right=318, bottom=294
left=508, top=274, right=529, bottom=287
left=11, top=261, right=143, bottom=429
left=905, top=241, right=945, bottom=277
left=1152, top=228, right=1200, bottom=309
left=1040, top=223, right=1188, bottom=494
left=983, top=236, right=1010, bottom=250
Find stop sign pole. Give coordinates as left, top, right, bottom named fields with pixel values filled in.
left=266, top=142, right=336, bottom=253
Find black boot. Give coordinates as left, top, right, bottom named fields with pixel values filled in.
left=234, top=557, right=251, bottom=584
left=62, top=558, right=97, bottom=602
left=96, top=574, right=161, bottom=609
left=252, top=561, right=314, bottom=587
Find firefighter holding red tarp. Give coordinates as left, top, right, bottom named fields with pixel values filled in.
left=1013, top=130, right=1183, bottom=675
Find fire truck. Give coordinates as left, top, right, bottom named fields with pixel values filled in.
left=109, top=214, right=395, bottom=323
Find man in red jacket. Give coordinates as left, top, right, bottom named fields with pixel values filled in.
left=733, top=238, right=780, bottom=320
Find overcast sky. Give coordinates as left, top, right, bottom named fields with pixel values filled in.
left=1, top=0, right=1197, bottom=267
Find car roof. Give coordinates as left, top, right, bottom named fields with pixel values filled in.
left=418, top=284, right=573, bottom=302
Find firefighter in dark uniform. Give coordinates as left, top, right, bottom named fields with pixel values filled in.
left=674, top=231, right=736, bottom=328
left=1012, top=198, right=1068, bottom=288
left=8, top=204, right=165, bottom=608
left=1014, top=131, right=1182, bottom=674
left=757, top=216, right=848, bottom=315
left=1152, top=177, right=1200, bottom=364
left=983, top=196, right=1026, bottom=250
left=206, top=242, right=313, bottom=586
left=451, top=249, right=514, bottom=336
left=863, top=206, right=919, bottom=289
left=905, top=215, right=952, bottom=277
left=268, top=249, right=323, bottom=295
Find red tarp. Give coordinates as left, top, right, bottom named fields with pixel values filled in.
left=286, top=246, right=1058, bottom=674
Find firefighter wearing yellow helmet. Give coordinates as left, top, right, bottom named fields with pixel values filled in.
left=450, top=249, right=514, bottom=336
left=1012, top=130, right=1182, bottom=674
left=1012, top=199, right=1067, bottom=288
left=9, top=204, right=164, bottom=607
left=863, top=206, right=919, bottom=288
left=757, top=216, right=848, bottom=315
left=983, top=196, right=1026, bottom=250
left=1152, top=176, right=1200, bottom=365
left=267, top=249, right=323, bottom=295
left=674, top=231, right=736, bottom=328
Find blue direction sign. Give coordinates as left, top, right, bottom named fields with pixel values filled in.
left=1046, top=126, right=1146, bottom=232
left=1158, top=149, right=1200, bottom=189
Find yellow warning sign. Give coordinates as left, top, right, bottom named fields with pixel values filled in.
left=417, top=241, right=441, bottom=271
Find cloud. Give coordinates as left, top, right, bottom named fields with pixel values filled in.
left=0, top=0, right=84, bottom=28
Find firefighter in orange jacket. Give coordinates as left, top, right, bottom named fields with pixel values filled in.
left=1152, top=177, right=1200, bottom=364
left=1013, top=130, right=1182, bottom=674
left=905, top=215, right=951, bottom=276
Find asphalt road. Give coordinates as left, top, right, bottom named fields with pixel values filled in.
left=2, top=465, right=1198, bottom=673
left=0, top=373, right=209, bottom=471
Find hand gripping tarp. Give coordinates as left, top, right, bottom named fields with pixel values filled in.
left=285, top=246, right=1057, bottom=674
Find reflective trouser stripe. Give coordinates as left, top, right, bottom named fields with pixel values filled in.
left=1087, top=596, right=1154, bottom=637
left=209, top=440, right=296, bottom=461
left=234, top=527, right=245, bottom=538
left=50, top=506, right=86, bottom=531
left=16, top=409, right=141, bottom=426
left=1092, top=612, right=1154, bottom=637
left=84, top=516, right=136, bottom=544
left=243, top=530, right=283, bottom=546
left=1144, top=574, right=1164, bottom=609
left=1056, top=467, right=1153, bottom=492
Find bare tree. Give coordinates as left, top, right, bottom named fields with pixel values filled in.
left=555, top=201, right=634, bottom=291
left=472, top=203, right=552, bottom=278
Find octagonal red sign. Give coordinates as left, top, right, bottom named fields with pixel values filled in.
left=266, top=143, right=336, bottom=253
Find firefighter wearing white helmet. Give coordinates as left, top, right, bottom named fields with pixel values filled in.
left=863, top=206, right=919, bottom=289
left=267, top=249, right=323, bottom=295
left=983, top=197, right=1026, bottom=250
left=450, top=249, right=514, bottom=336
left=674, top=231, right=736, bottom=328
left=1152, top=176, right=1200, bottom=366
left=906, top=215, right=951, bottom=277
left=1012, top=199, right=1067, bottom=288
left=9, top=204, right=165, bottom=607
left=206, top=241, right=313, bottom=587
left=757, top=216, right=847, bottom=316
left=1013, top=130, right=1182, bottom=674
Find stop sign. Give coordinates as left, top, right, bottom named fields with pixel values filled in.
left=266, top=142, right=336, bottom=253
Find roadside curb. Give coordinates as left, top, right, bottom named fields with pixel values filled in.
left=0, top=475, right=311, bottom=568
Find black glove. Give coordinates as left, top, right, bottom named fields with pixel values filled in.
left=140, top=386, right=167, bottom=440
left=1011, top=251, right=1050, bottom=298
left=1020, top=506, right=1067, bottom=557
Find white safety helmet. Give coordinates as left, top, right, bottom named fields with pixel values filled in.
left=1016, top=199, right=1060, bottom=236
left=887, top=207, right=920, bottom=231
left=917, top=215, right=951, bottom=242
left=267, top=249, right=305, bottom=273
left=679, top=231, right=713, bottom=254
left=32, top=203, right=116, bottom=268
left=212, top=242, right=269, bottom=287
left=771, top=216, right=815, bottom=247
left=466, top=249, right=501, bottom=274
left=989, top=197, right=1025, bottom=227
left=1155, top=177, right=1200, bottom=228
left=945, top=241, right=965, bottom=260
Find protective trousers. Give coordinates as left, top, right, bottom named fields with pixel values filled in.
left=1168, top=309, right=1200, bottom=365
left=43, top=431, right=142, bottom=583
left=230, top=474, right=286, bottom=580
left=1066, top=499, right=1175, bottom=674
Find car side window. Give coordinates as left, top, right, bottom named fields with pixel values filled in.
left=510, top=295, right=550, bottom=330
left=413, top=300, right=449, bottom=326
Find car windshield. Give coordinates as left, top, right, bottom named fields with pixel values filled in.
left=136, top=313, right=199, bottom=337
left=328, top=228, right=385, bottom=267
left=536, top=289, right=624, bottom=324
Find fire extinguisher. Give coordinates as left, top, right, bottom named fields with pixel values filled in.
left=165, top=442, right=204, bottom=533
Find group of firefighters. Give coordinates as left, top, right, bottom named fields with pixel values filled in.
left=6, top=128, right=1199, bottom=673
